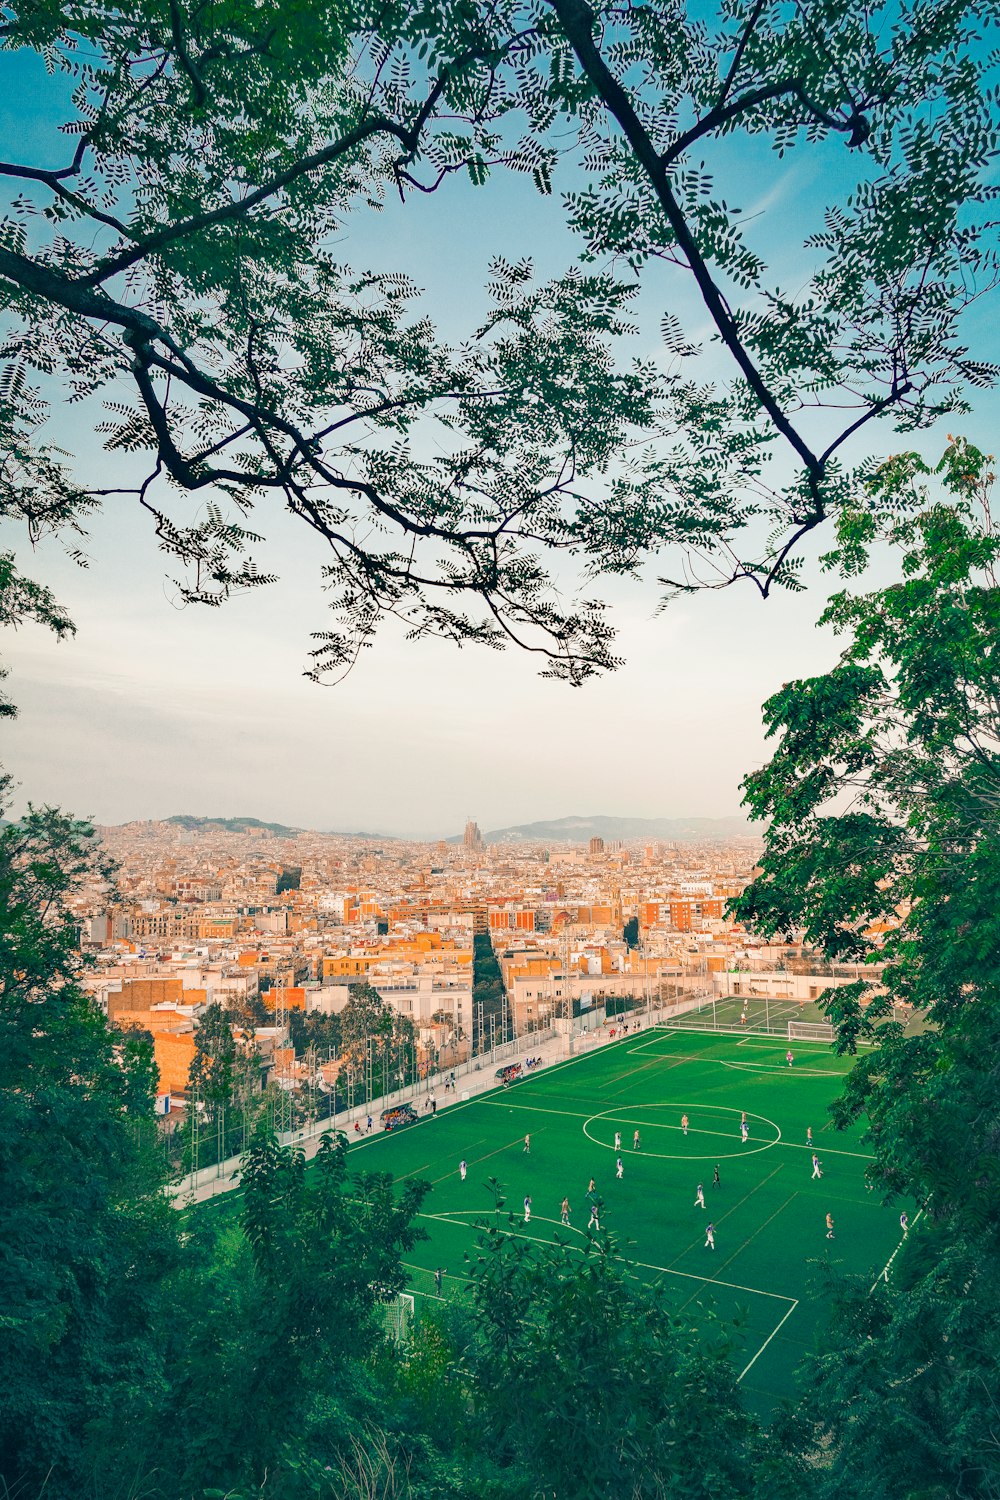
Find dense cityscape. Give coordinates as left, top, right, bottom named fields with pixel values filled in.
left=81, top=818, right=759, bottom=1109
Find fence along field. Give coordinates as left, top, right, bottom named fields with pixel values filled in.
left=350, top=1026, right=910, bottom=1413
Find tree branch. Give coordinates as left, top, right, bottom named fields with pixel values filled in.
left=662, top=79, right=862, bottom=167
left=546, top=0, right=823, bottom=483
left=78, top=46, right=495, bottom=289
left=716, top=0, right=769, bottom=110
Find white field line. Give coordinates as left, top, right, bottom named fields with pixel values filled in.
left=718, top=1059, right=842, bottom=1076
left=869, top=1206, right=925, bottom=1293
left=737, top=1299, right=800, bottom=1382
left=663, top=1022, right=874, bottom=1051
left=625, top=1033, right=685, bottom=1057
left=627, top=1032, right=846, bottom=1077
left=485, top=1095, right=872, bottom=1158
left=416, top=1210, right=797, bottom=1305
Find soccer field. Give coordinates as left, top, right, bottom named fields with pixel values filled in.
left=346, top=1026, right=906, bottom=1414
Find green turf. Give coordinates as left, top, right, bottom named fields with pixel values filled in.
left=669, top=994, right=835, bottom=1032
left=344, top=1026, right=907, bottom=1416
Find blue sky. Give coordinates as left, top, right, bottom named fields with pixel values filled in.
left=2, top=30, right=998, bottom=837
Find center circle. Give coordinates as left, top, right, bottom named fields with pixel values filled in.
left=583, top=1102, right=781, bottom=1160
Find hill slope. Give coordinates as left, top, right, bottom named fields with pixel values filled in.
left=456, top=814, right=761, bottom=844
left=164, top=814, right=303, bottom=837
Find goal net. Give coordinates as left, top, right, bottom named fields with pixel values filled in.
left=380, top=1291, right=415, bottom=1344
left=787, top=1020, right=835, bottom=1042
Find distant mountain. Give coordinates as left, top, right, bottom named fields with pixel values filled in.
left=460, top=814, right=761, bottom=844
left=165, top=814, right=303, bottom=837
left=162, top=815, right=398, bottom=840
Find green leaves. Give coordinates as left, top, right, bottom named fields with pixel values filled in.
left=463, top=1216, right=761, bottom=1497
left=2, top=0, right=997, bottom=691
left=0, top=797, right=179, bottom=1495
left=733, top=438, right=1000, bottom=1493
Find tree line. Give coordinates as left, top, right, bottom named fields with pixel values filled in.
left=169, top=979, right=419, bottom=1174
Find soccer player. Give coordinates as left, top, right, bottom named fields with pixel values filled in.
left=587, top=1177, right=596, bottom=1197
left=806, top=1126, right=813, bottom=1147
left=561, top=1197, right=571, bottom=1226
left=434, top=1267, right=443, bottom=1294
left=900, top=1210, right=909, bottom=1236
left=460, top=1160, right=467, bottom=1181
left=633, top=1129, right=641, bottom=1150
left=694, top=1182, right=706, bottom=1209
left=811, top=1154, right=822, bottom=1179
left=430, top=1096, right=437, bottom=1114
left=524, top=1195, right=532, bottom=1223
left=523, top=1133, right=531, bottom=1154
left=712, top=1164, right=721, bottom=1189
left=366, top=1114, right=373, bottom=1133
left=614, top=1130, right=622, bottom=1151
left=616, top=1157, right=624, bottom=1180
left=825, top=1211, right=835, bottom=1239
left=681, top=1113, right=689, bottom=1136
left=740, top=1119, right=749, bottom=1144
left=786, top=1050, right=794, bottom=1067
left=589, top=1202, right=601, bottom=1231
left=705, top=1222, right=716, bottom=1250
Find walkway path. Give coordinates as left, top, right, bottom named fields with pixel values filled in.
left=173, top=992, right=709, bottom=1206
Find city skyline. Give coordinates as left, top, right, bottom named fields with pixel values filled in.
left=92, top=809, right=760, bottom=843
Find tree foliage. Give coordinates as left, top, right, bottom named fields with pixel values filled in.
left=2, top=0, right=997, bottom=696
left=731, top=437, right=1000, bottom=1497
left=0, top=790, right=180, bottom=1495
left=161, top=1127, right=431, bottom=1496
left=341, top=977, right=416, bottom=1058
left=458, top=1203, right=777, bottom=1499
left=288, top=1001, right=343, bottom=1057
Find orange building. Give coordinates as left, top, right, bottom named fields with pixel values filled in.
left=667, top=896, right=724, bottom=931
left=151, top=1027, right=198, bottom=1094
left=108, top=977, right=184, bottom=1019
left=263, top=986, right=307, bottom=1012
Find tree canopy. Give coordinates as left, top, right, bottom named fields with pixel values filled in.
left=3, top=0, right=997, bottom=697
left=461, top=1199, right=771, bottom=1499
left=731, top=437, right=1000, bottom=1496
left=0, top=789, right=180, bottom=1492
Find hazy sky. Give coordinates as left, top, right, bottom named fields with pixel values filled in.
left=3, top=43, right=998, bottom=839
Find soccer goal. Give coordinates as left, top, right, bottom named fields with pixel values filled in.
left=787, top=1020, right=836, bottom=1042
left=380, top=1291, right=415, bottom=1343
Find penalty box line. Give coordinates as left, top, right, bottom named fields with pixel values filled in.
left=737, top=1298, right=800, bottom=1383
left=626, top=1035, right=845, bottom=1078
left=418, top=1209, right=796, bottom=1306
left=414, top=1210, right=798, bottom=1383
